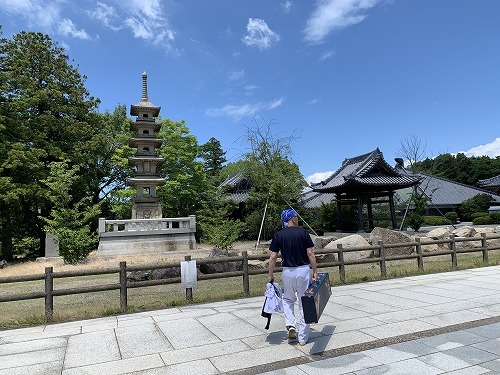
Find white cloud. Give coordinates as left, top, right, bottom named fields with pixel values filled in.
left=319, top=49, right=334, bottom=61
left=242, top=18, right=280, bottom=50
left=58, top=19, right=91, bottom=40
left=0, top=0, right=63, bottom=33
left=228, top=69, right=245, bottom=81
left=281, top=1, right=293, bottom=14
left=304, top=0, right=382, bottom=43
left=307, top=98, right=321, bottom=104
left=89, top=0, right=176, bottom=52
left=206, top=98, right=284, bottom=121
left=459, top=138, right=500, bottom=158
left=306, top=171, right=334, bottom=184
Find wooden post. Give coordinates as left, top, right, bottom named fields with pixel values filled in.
left=44, top=267, right=54, bottom=321
left=337, top=244, right=346, bottom=284
left=119, top=261, right=127, bottom=313
left=242, top=251, right=249, bottom=297
left=379, top=240, right=387, bottom=278
left=415, top=237, right=424, bottom=271
left=450, top=234, right=457, bottom=268
left=185, top=255, right=193, bottom=301
left=481, top=233, right=488, bottom=264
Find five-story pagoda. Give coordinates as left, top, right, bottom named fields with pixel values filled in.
left=128, top=72, right=165, bottom=219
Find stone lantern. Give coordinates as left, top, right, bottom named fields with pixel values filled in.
left=127, top=72, right=166, bottom=219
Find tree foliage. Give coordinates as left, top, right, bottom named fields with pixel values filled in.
left=232, top=119, right=307, bottom=240
left=0, top=31, right=102, bottom=260
left=198, top=137, right=227, bottom=178
left=157, top=119, right=206, bottom=217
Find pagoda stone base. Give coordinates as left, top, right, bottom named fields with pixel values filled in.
left=98, top=233, right=195, bottom=256
left=132, top=203, right=162, bottom=219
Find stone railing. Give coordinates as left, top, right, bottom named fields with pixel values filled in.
left=98, top=216, right=196, bottom=238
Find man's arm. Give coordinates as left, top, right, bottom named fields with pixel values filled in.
left=306, top=247, right=318, bottom=281
left=268, top=251, right=278, bottom=283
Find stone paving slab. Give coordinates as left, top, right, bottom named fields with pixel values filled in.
left=1, top=265, right=500, bottom=374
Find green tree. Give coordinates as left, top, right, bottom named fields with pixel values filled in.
left=238, top=119, right=307, bottom=240
left=41, top=162, right=100, bottom=263
left=157, top=119, right=206, bottom=217
left=0, top=31, right=101, bottom=259
left=459, top=193, right=494, bottom=221
left=198, top=137, right=227, bottom=178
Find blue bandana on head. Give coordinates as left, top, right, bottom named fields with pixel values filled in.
left=281, top=209, right=296, bottom=227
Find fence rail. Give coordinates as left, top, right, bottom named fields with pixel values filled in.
left=1, top=233, right=499, bottom=320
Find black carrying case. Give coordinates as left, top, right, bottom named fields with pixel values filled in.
left=301, top=272, right=332, bottom=324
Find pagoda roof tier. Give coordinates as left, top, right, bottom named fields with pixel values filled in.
left=130, top=121, right=162, bottom=132
left=311, top=148, right=421, bottom=194
left=127, top=177, right=166, bottom=186
left=128, top=156, right=165, bottom=164
left=129, top=138, right=163, bottom=148
left=130, top=72, right=161, bottom=117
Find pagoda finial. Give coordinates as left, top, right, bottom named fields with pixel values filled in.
left=141, top=71, right=148, bottom=101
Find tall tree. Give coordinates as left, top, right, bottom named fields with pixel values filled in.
left=238, top=119, right=306, bottom=239
left=0, top=31, right=100, bottom=259
left=157, top=119, right=206, bottom=217
left=198, top=137, right=227, bottom=178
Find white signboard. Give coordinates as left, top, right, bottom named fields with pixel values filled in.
left=181, top=260, right=197, bottom=288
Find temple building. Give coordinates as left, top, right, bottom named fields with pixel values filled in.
left=127, top=72, right=166, bottom=219
left=310, top=148, right=421, bottom=231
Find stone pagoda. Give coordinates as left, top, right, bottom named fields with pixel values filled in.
left=128, top=72, right=166, bottom=219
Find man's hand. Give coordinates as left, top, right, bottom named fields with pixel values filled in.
left=268, top=274, right=274, bottom=283
left=312, top=271, right=318, bottom=282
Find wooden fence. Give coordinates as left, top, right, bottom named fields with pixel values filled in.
left=1, top=233, right=499, bottom=320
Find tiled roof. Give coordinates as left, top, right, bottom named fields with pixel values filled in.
left=406, top=173, right=500, bottom=205
left=300, top=190, right=335, bottom=209
left=478, top=175, right=500, bottom=188
left=218, top=172, right=251, bottom=203
left=311, top=148, right=420, bottom=193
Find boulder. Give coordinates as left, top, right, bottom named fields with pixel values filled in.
left=452, top=226, right=475, bottom=238
left=419, top=237, right=448, bottom=253
left=198, top=248, right=239, bottom=274
left=325, top=234, right=371, bottom=261
left=0, top=259, right=7, bottom=269
left=312, top=235, right=337, bottom=249
left=427, top=227, right=451, bottom=239
left=315, top=253, right=337, bottom=263
left=127, top=271, right=150, bottom=281
left=151, top=267, right=182, bottom=279
left=495, top=226, right=500, bottom=234
left=369, top=227, right=414, bottom=256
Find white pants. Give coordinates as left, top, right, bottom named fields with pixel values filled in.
left=282, top=265, right=311, bottom=343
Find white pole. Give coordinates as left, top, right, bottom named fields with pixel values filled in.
left=256, top=198, right=269, bottom=250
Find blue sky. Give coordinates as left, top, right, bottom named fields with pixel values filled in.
left=1, top=0, right=499, bottom=184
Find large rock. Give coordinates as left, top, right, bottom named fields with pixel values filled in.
left=312, top=235, right=337, bottom=249
left=198, top=248, right=239, bottom=274
left=369, top=227, right=414, bottom=256
left=419, top=237, right=448, bottom=253
left=452, top=226, right=475, bottom=237
left=427, top=227, right=451, bottom=239
left=325, top=234, right=371, bottom=261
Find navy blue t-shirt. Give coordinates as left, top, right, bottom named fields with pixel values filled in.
left=269, top=226, right=314, bottom=267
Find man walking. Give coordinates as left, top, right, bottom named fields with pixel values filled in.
left=268, top=209, right=318, bottom=345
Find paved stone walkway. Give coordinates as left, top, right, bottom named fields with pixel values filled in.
left=2, top=266, right=500, bottom=374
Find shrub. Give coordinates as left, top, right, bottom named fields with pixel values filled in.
left=202, top=219, right=245, bottom=250
left=423, top=216, right=449, bottom=226
left=472, top=215, right=493, bottom=225
left=445, top=212, right=458, bottom=223
left=471, top=212, right=489, bottom=219
left=406, top=212, right=425, bottom=231
left=490, top=212, right=500, bottom=224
